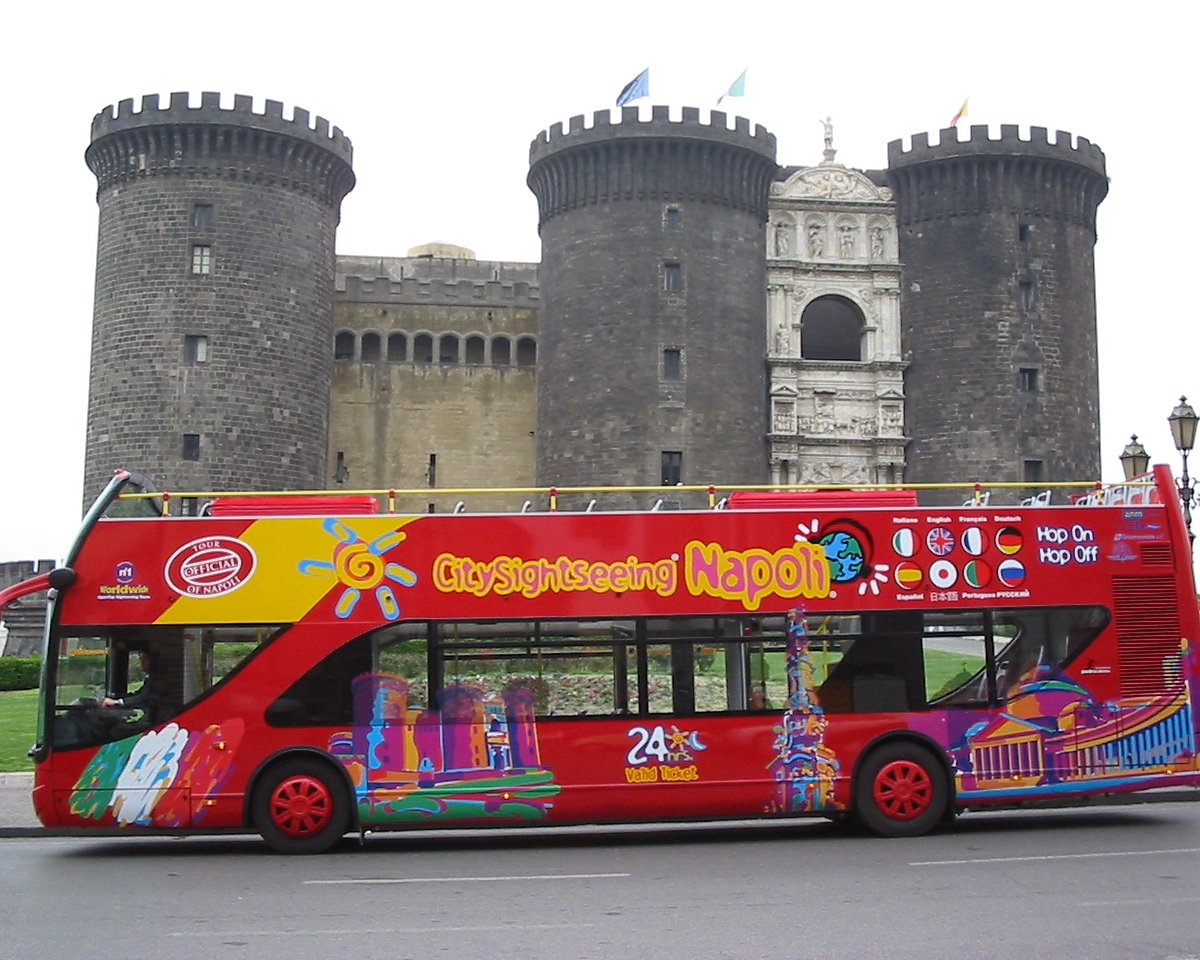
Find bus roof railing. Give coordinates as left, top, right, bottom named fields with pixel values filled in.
left=109, top=477, right=1162, bottom=517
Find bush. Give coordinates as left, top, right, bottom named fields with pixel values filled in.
left=0, top=656, right=40, bottom=691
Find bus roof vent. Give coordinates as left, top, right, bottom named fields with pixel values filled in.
left=1112, top=576, right=1184, bottom=696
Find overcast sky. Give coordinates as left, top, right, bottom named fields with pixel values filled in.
left=1, top=1, right=1196, bottom=561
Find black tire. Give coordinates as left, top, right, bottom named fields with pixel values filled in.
left=853, top=741, right=949, bottom=838
left=252, top=757, right=350, bottom=854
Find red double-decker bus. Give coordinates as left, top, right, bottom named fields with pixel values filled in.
left=3, top=467, right=1197, bottom=852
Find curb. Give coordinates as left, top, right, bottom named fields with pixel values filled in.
left=0, top=786, right=1195, bottom=841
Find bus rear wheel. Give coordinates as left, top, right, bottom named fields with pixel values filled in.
left=253, top=758, right=350, bottom=854
left=854, top=742, right=948, bottom=838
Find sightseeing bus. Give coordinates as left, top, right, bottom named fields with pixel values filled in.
left=2, top=467, right=1197, bottom=853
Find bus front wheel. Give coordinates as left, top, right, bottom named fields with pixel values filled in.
left=253, top=758, right=350, bottom=854
left=854, top=742, right=948, bottom=838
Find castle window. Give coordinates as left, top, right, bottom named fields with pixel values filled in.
left=1018, top=280, right=1035, bottom=311
left=465, top=335, right=486, bottom=365
left=1018, top=223, right=1030, bottom=242
left=661, top=451, right=682, bottom=486
left=492, top=336, right=512, bottom=366
left=182, top=434, right=200, bottom=461
left=664, top=207, right=681, bottom=229
left=1019, top=368, right=1039, bottom=392
left=439, top=334, right=459, bottom=364
left=516, top=337, right=537, bottom=367
left=192, top=204, right=214, bottom=229
left=662, top=348, right=682, bottom=380
left=179, top=497, right=199, bottom=517
left=334, top=331, right=355, bottom=361
left=1023, top=459, right=1044, bottom=484
left=413, top=334, right=434, bottom=364
left=387, top=332, right=407, bottom=362
left=800, top=295, right=863, bottom=361
left=183, top=334, right=209, bottom=365
left=663, top=263, right=683, bottom=292
left=190, top=244, right=212, bottom=276
left=361, top=333, right=381, bottom=362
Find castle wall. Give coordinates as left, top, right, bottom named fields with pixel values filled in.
left=528, top=107, right=778, bottom=494
left=330, top=257, right=538, bottom=506
left=83, top=93, right=355, bottom=501
left=887, top=125, right=1108, bottom=501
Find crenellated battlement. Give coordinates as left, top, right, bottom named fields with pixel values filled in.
left=887, top=124, right=1104, bottom=177
left=91, top=91, right=352, bottom=162
left=528, top=105, right=778, bottom=226
left=529, top=104, right=775, bottom=164
left=337, top=274, right=541, bottom=306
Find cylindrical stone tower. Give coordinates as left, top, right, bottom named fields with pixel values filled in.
left=527, top=106, right=777, bottom=494
left=887, top=124, right=1108, bottom=501
left=83, top=92, right=355, bottom=500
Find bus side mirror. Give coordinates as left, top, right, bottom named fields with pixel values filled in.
left=47, top=567, right=76, bottom=591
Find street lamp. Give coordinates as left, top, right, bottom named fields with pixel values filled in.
left=1168, top=396, right=1198, bottom=547
left=1119, top=434, right=1150, bottom=481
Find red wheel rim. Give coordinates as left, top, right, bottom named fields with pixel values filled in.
left=268, top=775, right=333, bottom=838
left=872, top=759, right=933, bottom=821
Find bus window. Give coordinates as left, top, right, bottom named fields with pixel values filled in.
left=266, top=635, right=372, bottom=727
left=923, top=612, right=991, bottom=705
left=926, top=606, right=1109, bottom=706
left=993, top=606, right=1107, bottom=699
left=437, top=620, right=635, bottom=718
left=52, top=625, right=278, bottom=749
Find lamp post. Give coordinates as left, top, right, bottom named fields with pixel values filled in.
left=1119, top=434, right=1150, bottom=481
left=1168, top=396, right=1198, bottom=549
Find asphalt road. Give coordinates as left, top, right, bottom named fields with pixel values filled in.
left=2, top=802, right=1198, bottom=960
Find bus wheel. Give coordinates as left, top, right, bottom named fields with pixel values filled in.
left=854, top=742, right=948, bottom=838
left=253, top=758, right=349, bottom=854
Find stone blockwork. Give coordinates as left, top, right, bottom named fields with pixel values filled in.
left=887, top=125, right=1108, bottom=502
left=331, top=251, right=539, bottom=509
left=82, top=92, right=355, bottom=502
left=528, top=106, right=779, bottom=494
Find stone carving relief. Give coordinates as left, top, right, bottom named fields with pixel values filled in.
left=838, top=223, right=857, bottom=259
left=807, top=220, right=826, bottom=258
left=870, top=226, right=885, bottom=259
left=795, top=460, right=871, bottom=485
left=773, top=219, right=792, bottom=257
left=776, top=166, right=894, bottom=202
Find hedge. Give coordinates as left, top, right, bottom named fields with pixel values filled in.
left=0, top=656, right=40, bottom=691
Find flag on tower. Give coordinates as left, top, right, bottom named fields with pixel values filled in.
left=616, top=68, right=650, bottom=107
left=950, top=98, right=969, bottom=128
left=717, top=68, right=747, bottom=105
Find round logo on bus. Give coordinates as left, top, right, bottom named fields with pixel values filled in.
left=165, top=536, right=257, bottom=598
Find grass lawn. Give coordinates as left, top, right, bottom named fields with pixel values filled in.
left=0, top=689, right=38, bottom=773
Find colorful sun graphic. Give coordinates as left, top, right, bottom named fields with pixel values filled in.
left=298, top=518, right=418, bottom=620
left=794, top=517, right=890, bottom=596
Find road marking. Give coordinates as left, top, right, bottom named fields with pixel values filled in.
left=1078, top=897, right=1200, bottom=908
left=911, top=847, right=1200, bottom=866
left=303, top=872, right=630, bottom=885
left=171, top=923, right=596, bottom=937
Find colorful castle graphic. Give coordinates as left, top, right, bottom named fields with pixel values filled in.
left=950, top=638, right=1198, bottom=799
left=767, top=610, right=840, bottom=813
left=330, top=674, right=559, bottom=823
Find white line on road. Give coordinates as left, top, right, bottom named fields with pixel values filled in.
left=1077, top=897, right=1200, bottom=908
left=303, top=872, right=631, bottom=885
left=170, top=923, right=596, bottom=937
left=910, top=847, right=1200, bottom=866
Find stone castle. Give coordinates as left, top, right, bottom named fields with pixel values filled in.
left=81, top=93, right=1107, bottom=510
